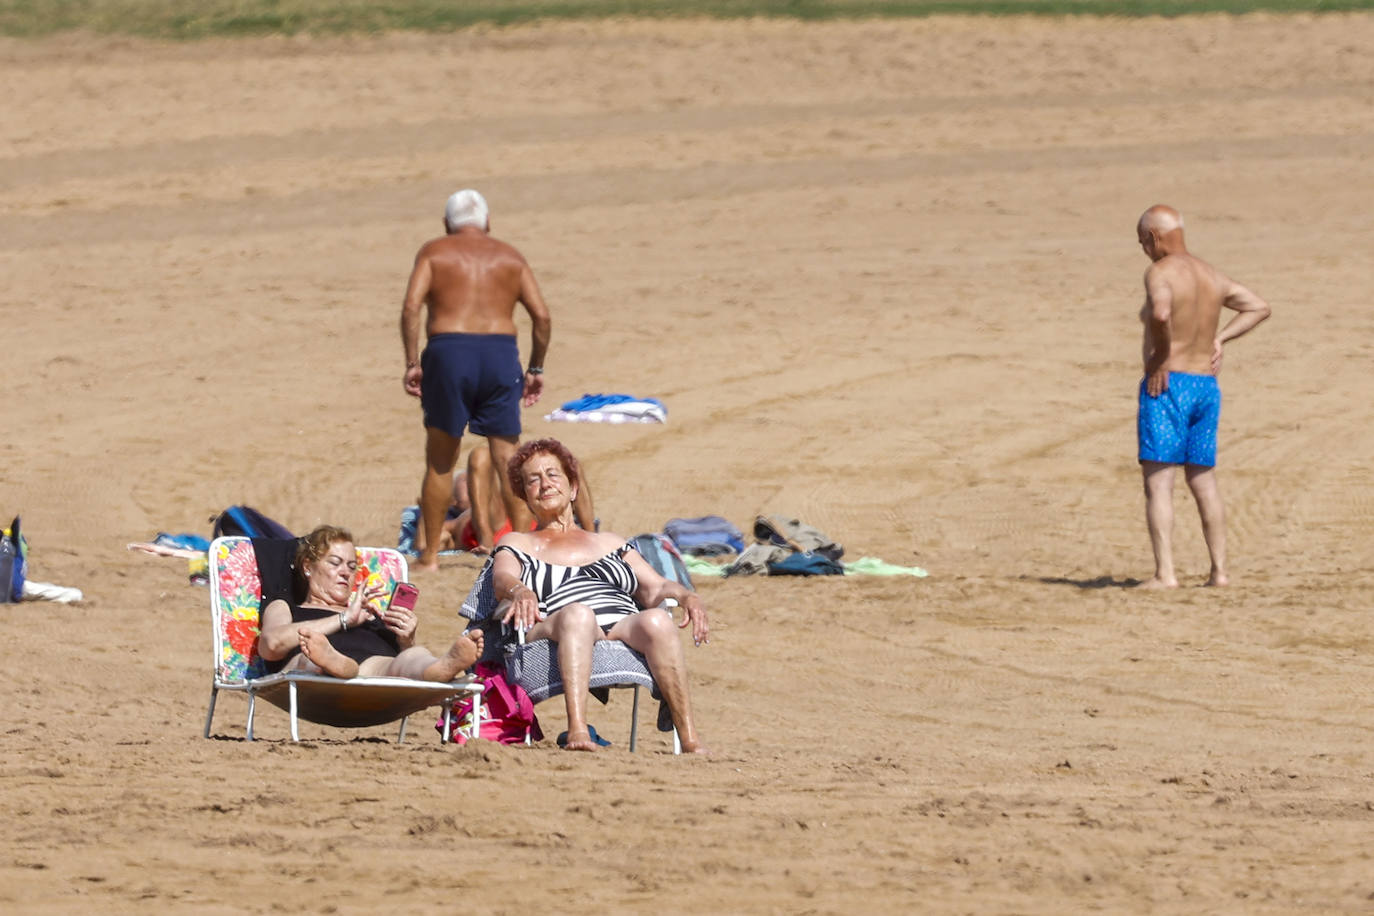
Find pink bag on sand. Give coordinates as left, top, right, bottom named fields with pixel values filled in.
left=437, top=662, right=543, bottom=745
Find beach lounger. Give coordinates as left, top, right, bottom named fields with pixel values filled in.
left=459, top=560, right=682, bottom=753
left=204, top=535, right=482, bottom=743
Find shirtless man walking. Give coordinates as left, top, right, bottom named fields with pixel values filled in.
left=1135, top=205, right=1270, bottom=588
left=401, top=189, right=552, bottom=572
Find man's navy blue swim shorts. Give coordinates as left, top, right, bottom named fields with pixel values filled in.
left=420, top=333, right=523, bottom=438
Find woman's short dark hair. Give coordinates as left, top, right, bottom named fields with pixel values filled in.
left=507, top=438, right=581, bottom=501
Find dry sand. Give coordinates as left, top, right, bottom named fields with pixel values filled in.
left=3, top=12, right=1374, bottom=912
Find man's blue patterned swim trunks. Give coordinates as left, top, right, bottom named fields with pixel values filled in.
left=1137, top=372, right=1221, bottom=467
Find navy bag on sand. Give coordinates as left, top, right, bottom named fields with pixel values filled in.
left=211, top=506, right=294, bottom=540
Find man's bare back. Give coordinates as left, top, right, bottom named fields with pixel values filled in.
left=1140, top=253, right=1227, bottom=377
left=1138, top=206, right=1269, bottom=397
left=409, top=232, right=537, bottom=338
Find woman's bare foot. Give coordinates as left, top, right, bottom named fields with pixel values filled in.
left=1206, top=570, right=1230, bottom=586
left=1135, top=576, right=1178, bottom=589
left=421, top=632, right=482, bottom=682
left=299, top=630, right=360, bottom=678
left=560, top=729, right=598, bottom=752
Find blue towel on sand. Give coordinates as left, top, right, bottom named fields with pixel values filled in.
left=560, top=393, right=666, bottom=412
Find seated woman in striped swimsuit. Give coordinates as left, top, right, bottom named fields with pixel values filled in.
left=490, top=438, right=709, bottom=753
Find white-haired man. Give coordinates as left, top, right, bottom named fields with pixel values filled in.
left=1135, top=204, right=1271, bottom=588
left=401, top=190, right=552, bottom=572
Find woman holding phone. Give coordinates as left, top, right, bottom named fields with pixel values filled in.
left=258, top=525, right=482, bottom=681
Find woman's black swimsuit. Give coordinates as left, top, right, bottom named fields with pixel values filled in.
left=263, top=603, right=401, bottom=674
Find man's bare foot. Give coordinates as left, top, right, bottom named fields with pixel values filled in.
left=413, top=555, right=440, bottom=573
left=680, top=740, right=711, bottom=755
left=469, top=544, right=491, bottom=557
left=421, top=632, right=481, bottom=682
left=1135, top=576, right=1178, bottom=589
left=299, top=630, right=360, bottom=678
left=560, top=730, right=598, bottom=752
left=1206, top=571, right=1230, bottom=587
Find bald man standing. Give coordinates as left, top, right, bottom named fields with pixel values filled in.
left=401, top=190, right=551, bottom=572
left=1135, top=205, right=1271, bottom=588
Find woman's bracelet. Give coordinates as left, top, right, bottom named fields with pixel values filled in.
left=338, top=611, right=348, bottom=632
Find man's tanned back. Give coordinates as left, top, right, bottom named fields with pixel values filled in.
left=416, top=233, right=531, bottom=337
left=1144, top=253, right=1227, bottom=376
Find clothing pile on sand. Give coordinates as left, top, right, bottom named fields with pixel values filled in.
left=654, top=514, right=927, bottom=578
left=4, top=516, right=83, bottom=604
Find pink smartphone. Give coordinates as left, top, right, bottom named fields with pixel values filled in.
left=388, top=582, right=419, bottom=614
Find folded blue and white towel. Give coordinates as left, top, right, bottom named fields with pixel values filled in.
left=546, top=392, right=667, bottom=424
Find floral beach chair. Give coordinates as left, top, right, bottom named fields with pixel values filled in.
left=205, top=536, right=482, bottom=742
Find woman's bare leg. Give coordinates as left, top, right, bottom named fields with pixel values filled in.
left=607, top=609, right=707, bottom=753
left=366, top=631, right=483, bottom=681
left=528, top=603, right=602, bottom=751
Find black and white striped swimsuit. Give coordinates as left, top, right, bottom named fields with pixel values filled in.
left=495, top=542, right=641, bottom=631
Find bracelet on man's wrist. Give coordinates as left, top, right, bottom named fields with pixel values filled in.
left=338, top=612, right=348, bottom=631
left=526, top=366, right=544, bottom=375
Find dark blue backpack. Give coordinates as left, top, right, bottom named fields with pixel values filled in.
left=212, top=506, right=294, bottom=540
left=767, top=551, right=845, bottom=576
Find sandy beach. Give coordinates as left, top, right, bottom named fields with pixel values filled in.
left=3, top=12, right=1374, bottom=911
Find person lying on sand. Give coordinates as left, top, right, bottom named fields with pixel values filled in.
left=258, top=525, right=482, bottom=680
left=490, top=438, right=709, bottom=753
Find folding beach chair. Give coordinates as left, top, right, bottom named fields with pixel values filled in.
left=204, top=536, right=482, bottom=743
left=459, top=560, right=682, bottom=754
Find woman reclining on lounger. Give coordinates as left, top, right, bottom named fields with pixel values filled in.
left=490, top=438, right=709, bottom=753
left=258, top=525, right=482, bottom=681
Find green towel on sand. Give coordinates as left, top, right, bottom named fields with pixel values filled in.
left=683, top=555, right=727, bottom=578
left=843, top=556, right=928, bottom=577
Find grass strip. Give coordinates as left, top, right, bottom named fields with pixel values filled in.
left=3, top=0, right=1373, bottom=39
